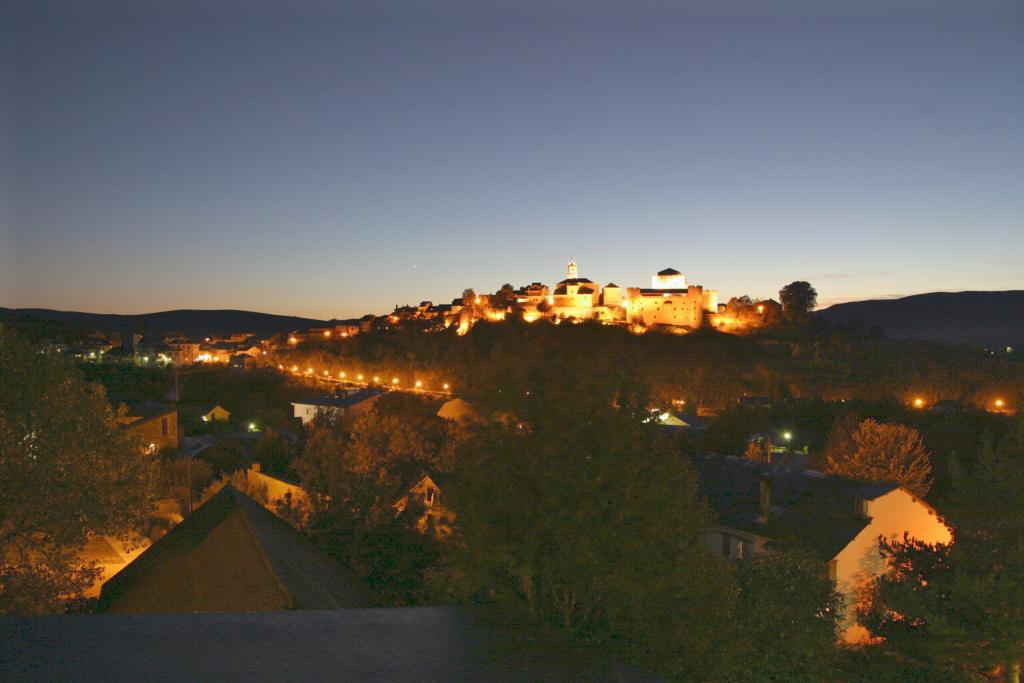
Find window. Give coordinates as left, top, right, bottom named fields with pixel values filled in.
left=161, top=417, right=169, bottom=436
left=425, top=488, right=436, bottom=505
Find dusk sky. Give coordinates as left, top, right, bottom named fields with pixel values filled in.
left=2, top=0, right=1022, bottom=320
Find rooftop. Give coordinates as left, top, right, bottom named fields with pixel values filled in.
left=690, top=454, right=899, bottom=559
left=98, top=485, right=375, bottom=613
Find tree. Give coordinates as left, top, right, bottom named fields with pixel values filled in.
left=725, top=552, right=844, bottom=682
left=293, top=399, right=455, bottom=604
left=0, top=328, right=157, bottom=615
left=826, top=419, right=932, bottom=496
left=862, top=416, right=1024, bottom=682
left=447, top=358, right=738, bottom=676
left=779, top=281, right=818, bottom=322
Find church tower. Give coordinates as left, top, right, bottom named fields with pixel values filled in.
left=567, top=258, right=578, bottom=279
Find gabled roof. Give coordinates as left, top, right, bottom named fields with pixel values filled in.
left=657, top=268, right=682, bottom=276
left=98, top=486, right=375, bottom=613
left=555, top=277, right=595, bottom=286
left=690, top=454, right=900, bottom=559
left=124, top=401, right=176, bottom=423
left=291, top=388, right=379, bottom=409
left=604, top=282, right=619, bottom=288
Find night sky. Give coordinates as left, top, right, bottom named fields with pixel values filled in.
left=3, top=1, right=1022, bottom=319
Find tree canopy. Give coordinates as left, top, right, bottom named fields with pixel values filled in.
left=825, top=418, right=933, bottom=496
left=780, top=281, right=818, bottom=322
left=0, top=328, right=157, bottom=614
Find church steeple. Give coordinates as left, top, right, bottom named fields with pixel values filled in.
left=567, top=257, right=578, bottom=279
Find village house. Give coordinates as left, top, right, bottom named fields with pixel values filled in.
left=290, top=388, right=382, bottom=425
left=690, top=454, right=952, bottom=643
left=97, top=486, right=375, bottom=613
left=393, top=473, right=456, bottom=539
left=120, top=401, right=180, bottom=452
left=200, top=404, right=231, bottom=422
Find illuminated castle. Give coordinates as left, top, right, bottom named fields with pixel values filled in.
left=528, top=259, right=717, bottom=331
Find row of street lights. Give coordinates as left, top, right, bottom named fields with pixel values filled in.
left=275, top=363, right=451, bottom=394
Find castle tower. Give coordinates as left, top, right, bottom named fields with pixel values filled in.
left=567, top=258, right=578, bottom=279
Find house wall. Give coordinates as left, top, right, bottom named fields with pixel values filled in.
left=132, top=412, right=179, bottom=450
left=247, top=467, right=309, bottom=511
left=832, top=489, right=952, bottom=642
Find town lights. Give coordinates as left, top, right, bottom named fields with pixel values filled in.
left=994, top=399, right=1006, bottom=409
left=782, top=431, right=792, bottom=441
left=357, top=374, right=364, bottom=381
left=443, top=383, right=450, bottom=391
left=415, top=380, right=422, bottom=388
left=340, top=372, right=346, bottom=378
left=323, top=370, right=328, bottom=375
left=288, top=337, right=297, bottom=344
left=324, top=331, right=331, bottom=338
left=291, top=365, right=298, bottom=372
left=391, top=378, right=399, bottom=385
left=277, top=364, right=284, bottom=370
left=306, top=368, right=313, bottom=374
left=913, top=397, right=925, bottom=408
left=373, top=376, right=380, bottom=383
left=248, top=423, right=257, bottom=432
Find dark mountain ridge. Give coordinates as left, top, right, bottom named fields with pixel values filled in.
left=0, top=308, right=350, bottom=338
left=815, top=290, right=1024, bottom=348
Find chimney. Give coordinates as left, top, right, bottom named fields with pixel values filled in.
left=758, top=474, right=771, bottom=523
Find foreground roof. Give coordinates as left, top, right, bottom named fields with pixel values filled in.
left=690, top=454, right=899, bottom=559
left=98, top=486, right=375, bottom=613
left=0, top=608, right=662, bottom=682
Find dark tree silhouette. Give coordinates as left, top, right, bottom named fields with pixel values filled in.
left=779, top=281, right=818, bottom=322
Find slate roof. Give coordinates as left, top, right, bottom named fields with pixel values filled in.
left=98, top=486, right=375, bottom=613
left=125, top=401, right=176, bottom=422
left=0, top=608, right=662, bottom=682
left=690, top=454, right=899, bottom=559
left=291, top=388, right=379, bottom=409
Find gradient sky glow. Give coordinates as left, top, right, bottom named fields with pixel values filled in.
left=2, top=0, right=1023, bottom=319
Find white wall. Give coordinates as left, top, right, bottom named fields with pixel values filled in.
left=833, top=489, right=952, bottom=642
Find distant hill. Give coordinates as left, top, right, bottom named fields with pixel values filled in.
left=0, top=308, right=347, bottom=338
left=815, top=291, right=1024, bottom=348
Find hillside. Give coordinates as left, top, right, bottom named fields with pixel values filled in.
left=815, top=291, right=1024, bottom=348
left=0, top=308, right=345, bottom=338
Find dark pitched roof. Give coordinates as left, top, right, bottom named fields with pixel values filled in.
left=657, top=268, right=681, bottom=276
left=124, top=401, right=176, bottom=422
left=291, top=388, right=379, bottom=409
left=690, top=454, right=899, bottom=559
left=0, top=608, right=662, bottom=682
left=98, top=486, right=375, bottom=613
left=604, top=282, right=619, bottom=288
left=555, top=277, right=595, bottom=286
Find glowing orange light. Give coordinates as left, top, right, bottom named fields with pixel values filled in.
left=340, top=372, right=346, bottom=378
left=913, top=398, right=924, bottom=408
left=324, top=331, right=331, bottom=338
left=415, top=380, right=422, bottom=388
left=357, top=374, right=364, bottom=381
left=323, top=370, right=328, bottom=375
left=994, top=398, right=1005, bottom=408
left=392, top=377, right=399, bottom=385
left=373, top=376, right=380, bottom=383
left=291, top=365, right=298, bottom=372
left=277, top=364, right=284, bottom=370
left=288, top=337, right=297, bottom=344
left=443, top=383, right=450, bottom=391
